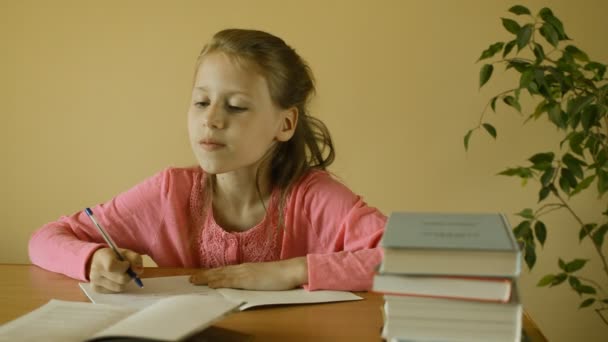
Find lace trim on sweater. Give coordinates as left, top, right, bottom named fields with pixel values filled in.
left=189, top=171, right=282, bottom=268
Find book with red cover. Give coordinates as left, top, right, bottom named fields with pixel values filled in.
left=373, top=273, right=512, bottom=303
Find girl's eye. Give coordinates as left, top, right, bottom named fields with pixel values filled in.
left=227, top=105, right=247, bottom=112
left=194, top=101, right=209, bottom=108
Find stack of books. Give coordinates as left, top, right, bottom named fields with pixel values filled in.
left=374, top=212, right=522, bottom=342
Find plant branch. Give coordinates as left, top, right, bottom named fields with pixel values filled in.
left=477, top=88, right=518, bottom=126
left=577, top=276, right=607, bottom=296
left=551, top=189, right=608, bottom=281
left=535, top=203, right=565, bottom=218
left=596, top=307, right=608, bottom=325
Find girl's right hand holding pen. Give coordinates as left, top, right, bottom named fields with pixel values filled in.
left=88, top=247, right=144, bottom=293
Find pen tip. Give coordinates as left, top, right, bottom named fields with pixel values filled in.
left=85, top=208, right=92, bottom=215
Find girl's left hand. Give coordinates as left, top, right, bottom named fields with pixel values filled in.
left=189, top=257, right=308, bottom=290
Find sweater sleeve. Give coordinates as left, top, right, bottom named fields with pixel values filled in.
left=294, top=172, right=387, bottom=291
left=28, top=169, right=168, bottom=281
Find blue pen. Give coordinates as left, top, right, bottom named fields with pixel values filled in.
left=84, top=207, right=144, bottom=288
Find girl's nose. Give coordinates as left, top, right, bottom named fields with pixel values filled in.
left=202, top=104, right=225, bottom=129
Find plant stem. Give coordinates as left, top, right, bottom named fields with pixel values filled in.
left=577, top=276, right=607, bottom=296
left=535, top=203, right=564, bottom=215
left=477, top=88, right=518, bottom=126
left=551, top=189, right=608, bottom=282
left=595, top=307, right=608, bottom=325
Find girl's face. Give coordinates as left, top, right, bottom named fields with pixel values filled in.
left=187, top=52, right=294, bottom=175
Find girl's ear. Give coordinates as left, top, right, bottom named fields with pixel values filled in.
left=275, top=107, right=298, bottom=142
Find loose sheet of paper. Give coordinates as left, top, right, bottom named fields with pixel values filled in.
left=80, top=275, right=362, bottom=311
left=79, top=275, right=224, bottom=310
left=0, top=300, right=135, bottom=342
left=217, top=288, right=362, bottom=310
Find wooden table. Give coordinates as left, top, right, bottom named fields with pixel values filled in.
left=0, top=264, right=547, bottom=341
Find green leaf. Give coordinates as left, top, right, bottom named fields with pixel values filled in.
left=501, top=18, right=521, bottom=35
left=516, top=24, right=533, bottom=51
left=568, top=275, right=581, bottom=290
left=540, top=167, right=555, bottom=186
left=565, top=259, right=587, bottom=273
left=513, top=220, right=532, bottom=239
left=581, top=105, right=600, bottom=132
left=561, top=168, right=578, bottom=188
left=579, top=223, right=597, bottom=242
left=533, top=43, right=545, bottom=62
left=516, top=209, right=534, bottom=219
left=491, top=96, right=498, bottom=112
left=507, top=60, right=531, bottom=72
left=526, top=80, right=539, bottom=96
left=562, top=153, right=587, bottom=179
left=538, top=185, right=551, bottom=202
left=585, top=133, right=604, bottom=155
left=534, top=221, right=547, bottom=246
left=551, top=273, right=567, bottom=286
left=579, top=298, right=596, bottom=308
left=498, top=167, right=534, bottom=179
left=597, top=168, right=608, bottom=195
left=539, top=23, right=559, bottom=47
left=503, top=40, right=517, bottom=58
left=558, top=258, right=566, bottom=270
left=539, top=8, right=569, bottom=40
left=559, top=174, right=571, bottom=194
left=479, top=64, right=493, bottom=88
left=464, top=130, right=473, bottom=150
left=548, top=103, right=564, bottom=128
left=520, top=69, right=535, bottom=89
left=568, top=95, right=594, bottom=117
left=568, top=132, right=585, bottom=156
left=584, top=62, right=607, bottom=81
left=569, top=111, right=582, bottom=131
left=579, top=285, right=596, bottom=295
left=482, top=123, right=497, bottom=139
left=529, top=152, right=554, bottom=169
left=537, top=274, right=555, bottom=287
left=571, top=175, right=596, bottom=197
left=478, top=42, right=505, bottom=61
left=592, top=224, right=608, bottom=249
left=531, top=100, right=548, bottom=120
left=565, top=45, right=590, bottom=62
left=509, top=5, right=531, bottom=15
left=524, top=242, right=536, bottom=269
left=503, top=95, right=521, bottom=112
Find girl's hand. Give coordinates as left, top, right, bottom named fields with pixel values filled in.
left=189, top=257, right=308, bottom=290
left=88, top=247, right=144, bottom=293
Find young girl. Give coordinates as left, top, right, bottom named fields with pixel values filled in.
left=29, top=28, right=386, bottom=293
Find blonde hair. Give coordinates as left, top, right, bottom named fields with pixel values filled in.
left=194, top=28, right=335, bottom=228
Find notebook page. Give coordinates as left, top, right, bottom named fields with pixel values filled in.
left=0, top=300, right=135, bottom=342
left=92, top=295, right=241, bottom=341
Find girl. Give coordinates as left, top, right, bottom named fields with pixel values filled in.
left=29, top=28, right=386, bottom=293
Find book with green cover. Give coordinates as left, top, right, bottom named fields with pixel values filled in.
left=379, top=212, right=521, bottom=277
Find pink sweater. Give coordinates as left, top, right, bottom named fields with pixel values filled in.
left=29, top=167, right=386, bottom=291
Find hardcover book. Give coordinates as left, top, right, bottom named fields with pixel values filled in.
left=373, top=273, right=512, bottom=303
left=379, top=212, right=521, bottom=277
left=381, top=284, right=522, bottom=342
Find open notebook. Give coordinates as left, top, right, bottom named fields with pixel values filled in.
left=0, top=295, right=240, bottom=342
left=1, top=276, right=361, bottom=342
left=78, top=275, right=362, bottom=310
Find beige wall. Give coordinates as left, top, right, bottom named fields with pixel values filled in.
left=1, top=0, right=606, bottom=340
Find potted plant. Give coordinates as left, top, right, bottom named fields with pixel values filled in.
left=465, top=4, right=607, bottom=325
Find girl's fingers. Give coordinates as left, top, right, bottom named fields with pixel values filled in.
left=100, top=267, right=131, bottom=284
left=120, top=249, right=144, bottom=273
left=91, top=274, right=127, bottom=293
